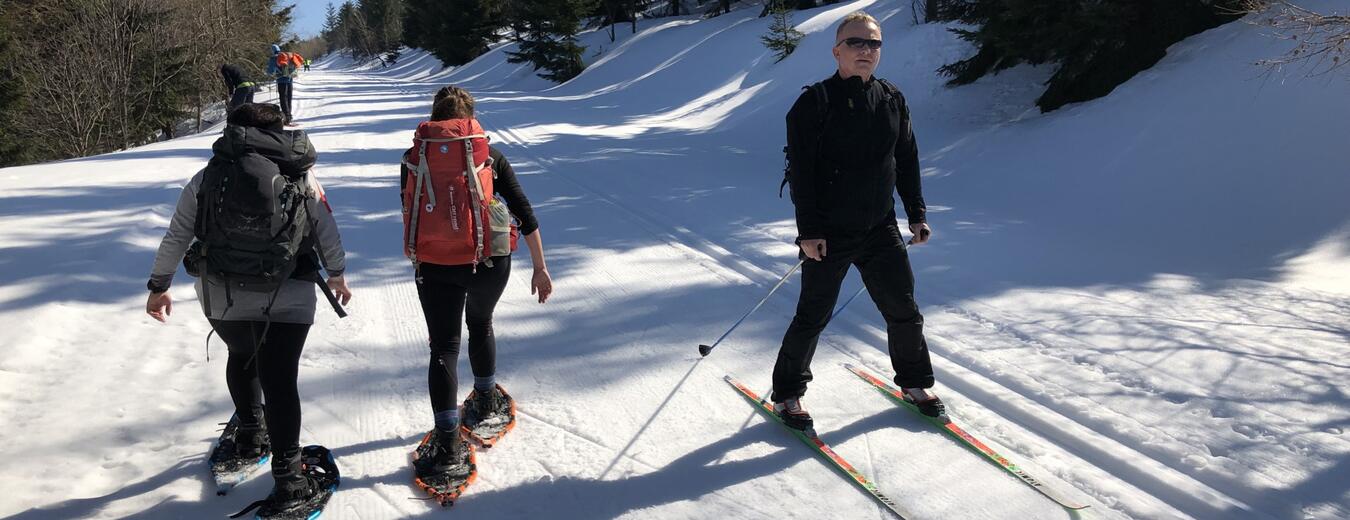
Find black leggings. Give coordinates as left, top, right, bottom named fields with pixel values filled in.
left=416, top=256, right=511, bottom=414
left=210, top=319, right=309, bottom=463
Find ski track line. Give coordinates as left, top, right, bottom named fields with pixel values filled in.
left=943, top=296, right=1328, bottom=448
left=304, top=398, right=420, bottom=518
left=839, top=313, right=1272, bottom=520
left=479, top=115, right=1267, bottom=518
left=932, top=298, right=1315, bottom=514
left=359, top=278, right=431, bottom=518
left=489, top=124, right=763, bottom=289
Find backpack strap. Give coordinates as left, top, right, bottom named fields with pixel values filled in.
left=877, top=78, right=900, bottom=99
left=405, top=140, right=431, bottom=263
left=461, top=138, right=489, bottom=269
left=809, top=82, right=829, bottom=123
left=780, top=82, right=831, bottom=198
left=420, top=135, right=492, bottom=176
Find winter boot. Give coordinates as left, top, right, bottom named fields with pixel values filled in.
left=210, top=414, right=271, bottom=495
left=461, top=384, right=517, bottom=446
left=411, top=427, right=477, bottom=506
left=902, top=387, right=947, bottom=418
left=230, top=448, right=324, bottom=519
left=772, top=397, right=814, bottom=432
left=234, top=418, right=270, bottom=459
left=417, top=427, right=473, bottom=477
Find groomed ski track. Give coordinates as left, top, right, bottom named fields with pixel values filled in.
left=1, top=2, right=1346, bottom=519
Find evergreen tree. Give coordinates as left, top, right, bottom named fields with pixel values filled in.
left=594, top=0, right=641, bottom=41
left=505, top=0, right=596, bottom=83
left=0, top=11, right=27, bottom=166
left=761, top=1, right=804, bottom=62
left=403, top=0, right=504, bottom=66
left=937, top=0, right=1244, bottom=111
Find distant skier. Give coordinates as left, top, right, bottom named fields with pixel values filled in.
left=267, top=45, right=303, bottom=125
left=219, top=63, right=255, bottom=113
left=145, top=102, right=352, bottom=517
left=304, top=58, right=311, bottom=72
left=774, top=11, right=941, bottom=430
left=399, top=85, right=553, bottom=504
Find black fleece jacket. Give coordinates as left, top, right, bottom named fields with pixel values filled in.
left=785, top=72, right=926, bottom=240
left=220, top=64, right=247, bottom=93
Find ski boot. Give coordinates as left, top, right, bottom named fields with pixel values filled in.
left=902, top=387, right=947, bottom=418
left=772, top=396, right=814, bottom=432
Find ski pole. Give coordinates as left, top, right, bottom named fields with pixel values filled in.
left=830, top=285, right=867, bottom=321
left=699, top=259, right=804, bottom=357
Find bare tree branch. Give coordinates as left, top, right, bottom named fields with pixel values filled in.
left=1233, top=0, right=1350, bottom=76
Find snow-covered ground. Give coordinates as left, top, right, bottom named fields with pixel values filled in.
left=1, top=1, right=1346, bottom=518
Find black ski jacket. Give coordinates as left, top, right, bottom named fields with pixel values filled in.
left=220, top=64, right=247, bottom=93
left=785, top=72, right=925, bottom=240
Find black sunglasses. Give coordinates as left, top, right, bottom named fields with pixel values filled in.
left=838, top=37, right=883, bottom=50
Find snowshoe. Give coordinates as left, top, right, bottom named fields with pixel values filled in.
left=902, top=387, right=947, bottom=419
left=411, top=428, right=477, bottom=507
left=461, top=384, right=517, bottom=447
left=229, top=445, right=340, bottom=520
left=210, top=414, right=271, bottom=495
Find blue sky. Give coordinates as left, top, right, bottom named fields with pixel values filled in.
left=288, top=0, right=330, bottom=39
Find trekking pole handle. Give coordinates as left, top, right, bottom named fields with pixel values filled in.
left=698, top=259, right=805, bottom=357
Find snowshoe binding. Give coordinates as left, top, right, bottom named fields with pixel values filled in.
left=411, top=428, right=477, bottom=507
left=210, top=414, right=271, bottom=495
left=460, top=384, right=517, bottom=447
left=229, top=445, right=340, bottom=520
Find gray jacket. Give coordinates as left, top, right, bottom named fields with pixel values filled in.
left=148, top=169, right=346, bottom=324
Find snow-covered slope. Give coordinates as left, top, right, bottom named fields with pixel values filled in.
left=1, top=1, right=1345, bottom=519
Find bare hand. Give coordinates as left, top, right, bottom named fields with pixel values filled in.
left=146, top=291, right=172, bottom=323
left=908, top=223, right=932, bottom=245
left=328, top=274, right=352, bottom=306
left=531, top=268, right=553, bottom=303
left=799, top=238, right=827, bottom=261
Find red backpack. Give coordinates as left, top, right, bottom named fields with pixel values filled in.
left=277, top=52, right=304, bottom=68
left=401, top=119, right=517, bottom=267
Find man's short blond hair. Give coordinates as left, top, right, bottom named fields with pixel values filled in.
left=836, top=11, right=879, bottom=39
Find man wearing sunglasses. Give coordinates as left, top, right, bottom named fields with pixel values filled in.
left=772, top=11, right=942, bottom=431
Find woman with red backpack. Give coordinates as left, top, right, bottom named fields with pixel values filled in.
left=400, top=85, right=552, bottom=504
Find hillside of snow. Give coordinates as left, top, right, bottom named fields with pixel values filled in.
left=1, top=1, right=1346, bottom=519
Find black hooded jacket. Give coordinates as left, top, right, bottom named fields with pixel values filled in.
left=208, top=125, right=316, bottom=180
left=220, top=64, right=247, bottom=93
left=785, top=72, right=926, bottom=240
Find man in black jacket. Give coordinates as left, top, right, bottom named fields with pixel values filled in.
left=219, top=63, right=255, bottom=113
left=772, top=11, right=942, bottom=430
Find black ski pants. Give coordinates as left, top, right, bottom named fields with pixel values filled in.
left=276, top=81, right=293, bottom=119
left=771, top=221, right=934, bottom=402
left=416, top=256, right=511, bottom=415
left=210, top=319, right=309, bottom=473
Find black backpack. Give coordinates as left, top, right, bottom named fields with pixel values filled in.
left=193, top=127, right=315, bottom=295
left=779, top=78, right=902, bottom=198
